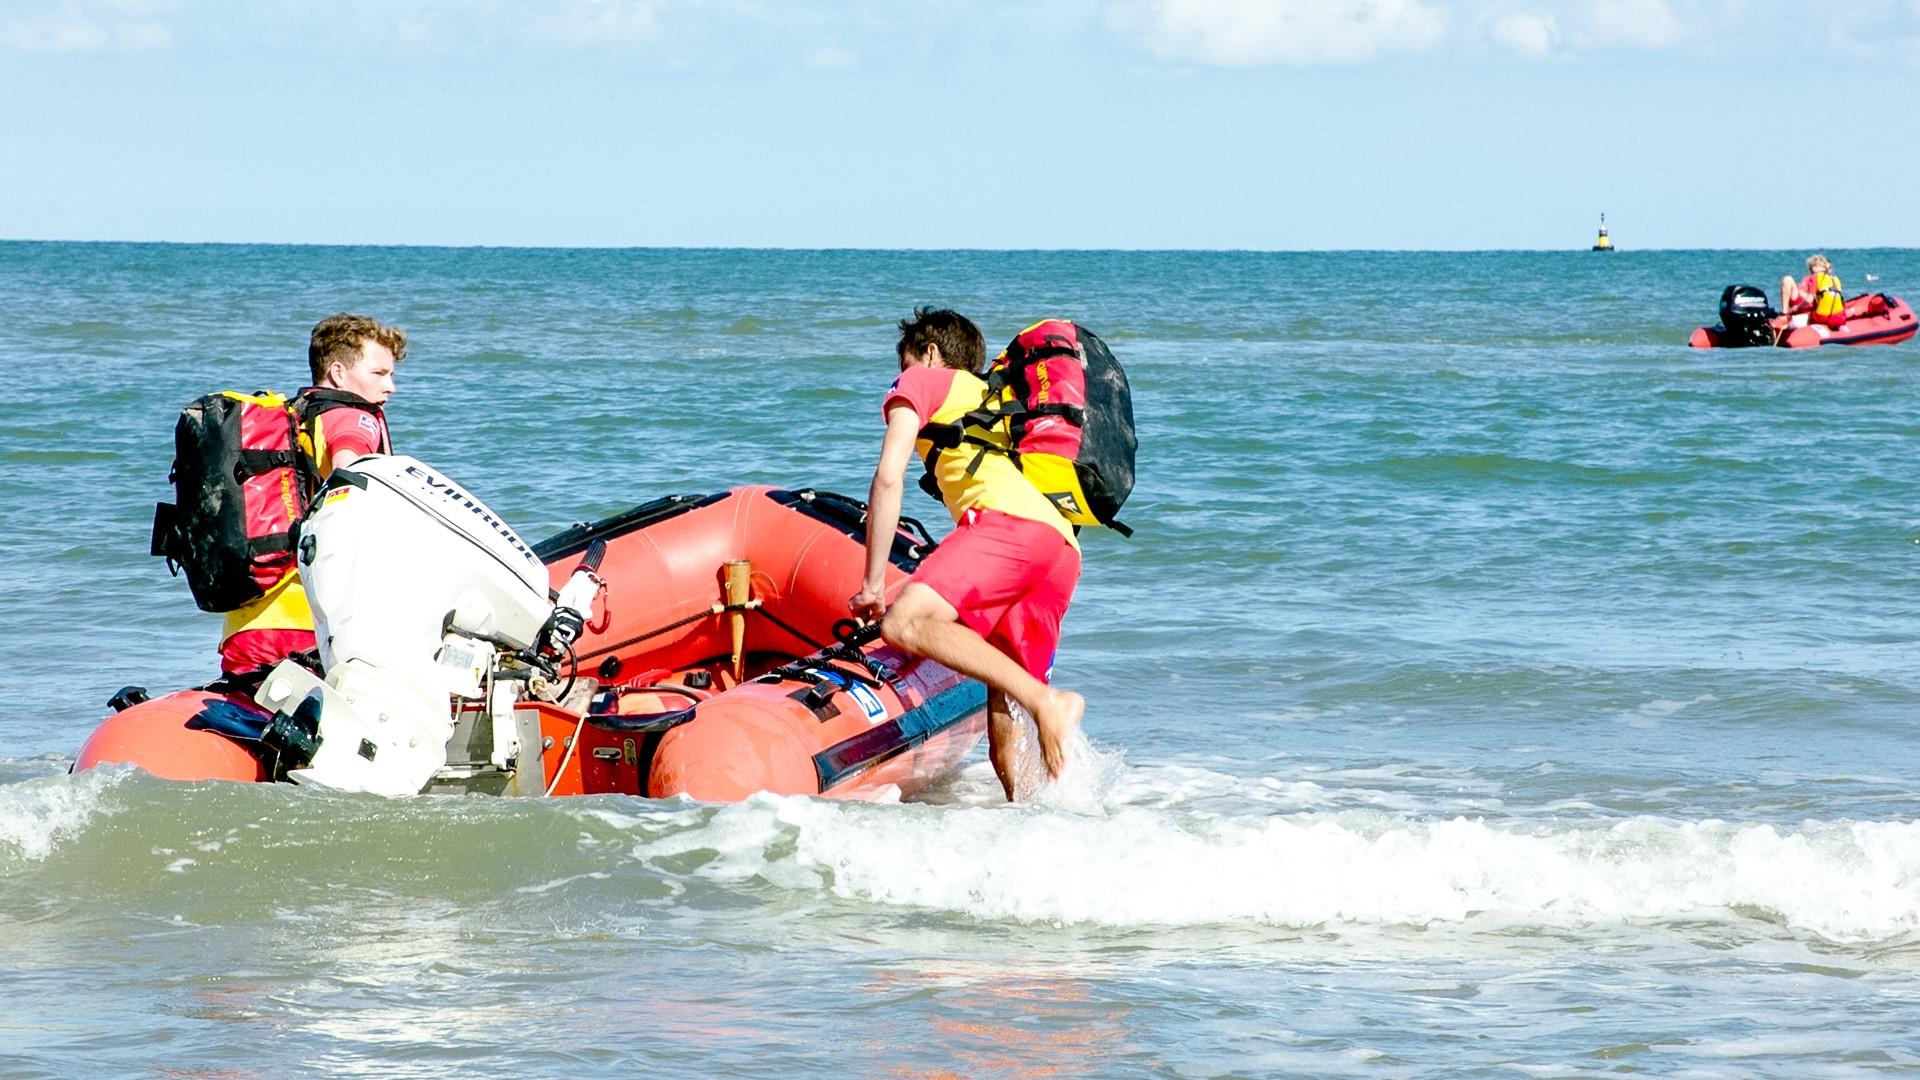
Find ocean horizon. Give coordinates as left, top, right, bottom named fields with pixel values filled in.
left=11, top=237, right=1920, bottom=254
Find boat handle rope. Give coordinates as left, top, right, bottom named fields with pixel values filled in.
left=758, top=620, right=895, bottom=690
left=570, top=602, right=838, bottom=677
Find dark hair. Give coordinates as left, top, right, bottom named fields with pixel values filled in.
left=309, top=313, right=407, bottom=383
left=896, top=307, right=984, bottom=373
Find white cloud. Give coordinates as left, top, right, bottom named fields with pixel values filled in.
left=536, top=0, right=660, bottom=48
left=15, top=0, right=1838, bottom=67
left=260, top=0, right=662, bottom=52
left=0, top=0, right=173, bottom=53
left=1821, top=0, right=1920, bottom=63
left=1463, top=0, right=1703, bottom=57
left=1490, top=12, right=1557, bottom=55
left=1568, top=0, right=1684, bottom=49
left=805, top=45, right=858, bottom=70
left=1111, top=0, right=1694, bottom=67
left=1126, top=0, right=1449, bottom=67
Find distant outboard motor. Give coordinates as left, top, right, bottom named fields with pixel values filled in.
left=1717, top=284, right=1779, bottom=348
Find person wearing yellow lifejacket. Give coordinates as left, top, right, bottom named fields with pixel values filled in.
left=1781, top=254, right=1848, bottom=330
left=219, top=313, right=403, bottom=676
left=849, top=308, right=1086, bottom=801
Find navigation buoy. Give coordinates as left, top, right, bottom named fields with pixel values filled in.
left=1591, top=213, right=1614, bottom=252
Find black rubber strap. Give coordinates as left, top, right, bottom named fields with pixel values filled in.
left=234, top=448, right=298, bottom=480
left=247, top=532, right=296, bottom=557
left=1023, top=402, right=1086, bottom=425
left=918, top=421, right=964, bottom=450
left=1018, top=344, right=1078, bottom=363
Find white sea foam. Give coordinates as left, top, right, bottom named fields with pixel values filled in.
left=1617, top=692, right=1718, bottom=729
left=0, top=767, right=121, bottom=863
left=625, top=789, right=1920, bottom=943
left=1105, top=762, right=1331, bottom=812
left=1026, top=726, right=1128, bottom=815
left=933, top=749, right=1493, bottom=818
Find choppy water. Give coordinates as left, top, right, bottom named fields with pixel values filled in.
left=2, top=242, right=1918, bottom=1077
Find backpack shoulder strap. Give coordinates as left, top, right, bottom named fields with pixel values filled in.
left=294, top=387, right=391, bottom=453
left=293, top=386, right=381, bottom=421
left=915, top=371, right=1008, bottom=501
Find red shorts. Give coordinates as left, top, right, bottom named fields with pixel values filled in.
left=220, top=628, right=317, bottom=675
left=909, top=508, right=1080, bottom=681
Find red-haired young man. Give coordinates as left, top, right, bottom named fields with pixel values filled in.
left=218, top=313, right=402, bottom=676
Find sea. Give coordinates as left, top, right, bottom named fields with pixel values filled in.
left=1, top=242, right=1916, bottom=1078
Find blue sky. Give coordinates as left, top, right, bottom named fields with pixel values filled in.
left=2, top=0, right=1916, bottom=249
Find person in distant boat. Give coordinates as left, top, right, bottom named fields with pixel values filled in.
left=1780, top=254, right=1848, bottom=330
left=218, top=313, right=403, bottom=677
left=849, top=308, right=1085, bottom=801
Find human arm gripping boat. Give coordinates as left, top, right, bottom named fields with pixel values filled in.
left=77, top=455, right=986, bottom=801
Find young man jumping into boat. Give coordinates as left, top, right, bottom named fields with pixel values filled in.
left=849, top=308, right=1084, bottom=800
left=216, top=313, right=403, bottom=677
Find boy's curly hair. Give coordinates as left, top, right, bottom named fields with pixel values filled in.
left=896, top=307, right=984, bottom=373
left=309, top=313, right=407, bottom=383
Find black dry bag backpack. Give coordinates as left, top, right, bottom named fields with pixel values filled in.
left=150, top=391, right=320, bottom=613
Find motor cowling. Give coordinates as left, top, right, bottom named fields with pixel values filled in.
left=1718, top=284, right=1779, bottom=348
left=289, top=454, right=555, bottom=795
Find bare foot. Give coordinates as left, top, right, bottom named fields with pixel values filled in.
left=1030, top=689, right=1084, bottom=778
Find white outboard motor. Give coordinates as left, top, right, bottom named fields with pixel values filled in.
left=265, top=455, right=563, bottom=795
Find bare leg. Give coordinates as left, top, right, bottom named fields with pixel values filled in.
left=986, top=689, right=1017, bottom=801
left=1781, top=275, right=1799, bottom=313
left=883, top=583, right=1084, bottom=777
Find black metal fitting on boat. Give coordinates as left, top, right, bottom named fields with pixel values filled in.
left=107, top=686, right=150, bottom=713
left=261, top=696, right=323, bottom=774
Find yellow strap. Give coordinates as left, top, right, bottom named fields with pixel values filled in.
left=304, top=413, right=331, bottom=474
left=215, top=389, right=289, bottom=409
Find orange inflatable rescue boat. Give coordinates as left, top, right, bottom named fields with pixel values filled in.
left=1689, top=288, right=1916, bottom=349
left=76, top=456, right=986, bottom=801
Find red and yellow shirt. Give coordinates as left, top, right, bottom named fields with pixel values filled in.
left=885, top=367, right=1077, bottom=549
left=307, top=398, right=390, bottom=471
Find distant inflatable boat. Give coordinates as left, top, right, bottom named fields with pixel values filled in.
left=1689, top=292, right=1916, bottom=349
left=76, top=470, right=987, bottom=802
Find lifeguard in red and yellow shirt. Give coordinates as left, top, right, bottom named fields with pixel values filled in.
left=1781, top=254, right=1848, bottom=329
left=219, top=314, right=403, bottom=675
left=850, top=308, right=1085, bottom=801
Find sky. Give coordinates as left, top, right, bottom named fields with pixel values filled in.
left=1, top=0, right=1916, bottom=250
